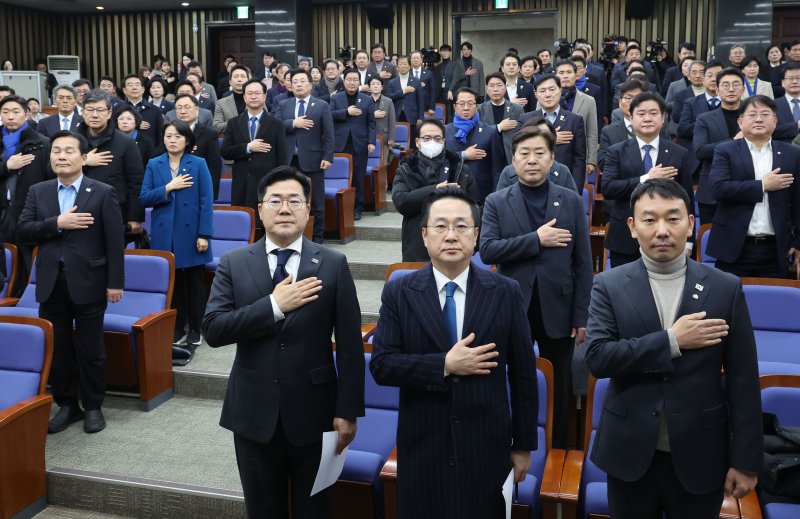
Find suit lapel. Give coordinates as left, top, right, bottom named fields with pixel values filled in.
left=675, top=260, right=711, bottom=318
left=625, top=139, right=644, bottom=173
left=508, top=183, right=533, bottom=234
left=245, top=238, right=272, bottom=299
left=461, top=267, right=497, bottom=343
left=406, top=265, right=452, bottom=352
left=735, top=139, right=757, bottom=180
left=625, top=260, right=663, bottom=332
left=656, top=141, right=672, bottom=166
left=712, top=110, right=728, bottom=139
left=73, top=176, right=97, bottom=211
left=544, top=182, right=563, bottom=222
left=771, top=141, right=783, bottom=174
left=282, top=239, right=323, bottom=330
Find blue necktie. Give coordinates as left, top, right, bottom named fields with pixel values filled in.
left=61, top=117, right=69, bottom=131
left=272, top=249, right=293, bottom=285
left=249, top=116, right=258, bottom=140
left=443, top=281, right=458, bottom=346
left=58, top=184, right=77, bottom=213
left=298, top=99, right=306, bottom=117
left=642, top=144, right=654, bottom=175
left=792, top=99, right=800, bottom=123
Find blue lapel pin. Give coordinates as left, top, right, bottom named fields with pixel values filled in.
left=311, top=257, right=319, bottom=264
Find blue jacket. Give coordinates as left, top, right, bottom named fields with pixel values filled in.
left=140, top=153, right=214, bottom=268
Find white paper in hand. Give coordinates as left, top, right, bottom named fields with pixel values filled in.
left=502, top=469, right=514, bottom=519
left=311, top=431, right=349, bottom=496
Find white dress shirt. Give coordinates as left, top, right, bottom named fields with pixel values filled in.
left=637, top=135, right=660, bottom=183
left=432, top=265, right=469, bottom=345
left=266, top=235, right=303, bottom=321
left=59, top=112, right=75, bottom=130
left=399, top=73, right=409, bottom=90
left=745, top=138, right=775, bottom=236
left=294, top=95, right=311, bottom=118
left=506, top=79, right=519, bottom=101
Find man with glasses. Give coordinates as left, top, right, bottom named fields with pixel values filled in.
left=694, top=67, right=745, bottom=224
left=774, top=62, right=800, bottom=142
left=480, top=126, right=592, bottom=449
left=221, top=79, right=289, bottom=220
left=204, top=166, right=364, bottom=518
left=478, top=72, right=523, bottom=164
left=708, top=95, right=800, bottom=278
left=37, top=85, right=83, bottom=138
left=75, top=90, right=145, bottom=236
left=392, top=118, right=479, bottom=261
left=330, top=69, right=376, bottom=220
left=277, top=69, right=335, bottom=243
left=371, top=185, right=538, bottom=517
left=445, top=87, right=504, bottom=203
left=166, top=80, right=214, bottom=127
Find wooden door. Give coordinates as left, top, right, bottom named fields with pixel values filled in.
left=215, top=28, right=256, bottom=78
left=773, top=6, right=800, bottom=45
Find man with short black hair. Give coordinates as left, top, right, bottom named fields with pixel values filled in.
left=661, top=43, right=696, bottom=95
left=313, top=59, right=345, bottom=103
left=409, top=50, right=437, bottom=114
left=214, top=64, right=251, bottom=133
left=368, top=43, right=398, bottom=81
left=449, top=42, right=486, bottom=102
left=186, top=61, right=218, bottom=104
left=708, top=95, right=800, bottom=278
left=598, top=80, right=644, bottom=169
left=773, top=62, right=800, bottom=142
left=71, top=79, right=92, bottom=109
left=387, top=55, right=425, bottom=144
left=120, top=74, right=163, bottom=144
left=479, top=72, right=523, bottom=164
left=611, top=45, right=658, bottom=88
left=501, top=52, right=535, bottom=112
left=554, top=60, right=599, bottom=178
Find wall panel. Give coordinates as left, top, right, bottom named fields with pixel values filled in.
left=0, top=3, right=61, bottom=70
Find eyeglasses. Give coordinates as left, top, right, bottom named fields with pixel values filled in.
left=454, top=101, right=477, bottom=108
left=418, top=136, right=445, bottom=143
left=718, top=81, right=743, bottom=90
left=425, top=224, right=475, bottom=235
left=741, top=111, right=775, bottom=120
left=620, top=95, right=637, bottom=102
left=784, top=76, right=800, bottom=83
left=260, top=197, right=307, bottom=211
left=83, top=108, right=110, bottom=115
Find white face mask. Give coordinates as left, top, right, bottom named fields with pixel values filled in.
left=419, top=140, right=444, bottom=159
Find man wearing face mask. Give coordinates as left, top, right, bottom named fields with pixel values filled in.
left=392, top=118, right=479, bottom=261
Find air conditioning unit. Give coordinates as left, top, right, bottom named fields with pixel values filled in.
left=47, top=55, right=81, bottom=86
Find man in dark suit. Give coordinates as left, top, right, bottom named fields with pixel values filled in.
left=445, top=87, right=505, bottom=203
left=677, top=60, right=722, bottom=171
left=312, top=59, right=345, bottom=103
left=277, top=69, right=335, bottom=244
left=501, top=52, right=536, bottom=112
left=611, top=45, right=659, bottom=89
left=598, top=80, right=644, bottom=170
left=221, top=79, right=289, bottom=220
left=367, top=43, right=398, bottom=82
left=708, top=95, right=800, bottom=278
left=387, top=55, right=426, bottom=144
left=409, top=50, right=438, bottom=114
left=602, top=92, right=695, bottom=267
left=570, top=54, right=606, bottom=132
left=76, top=90, right=145, bottom=238
left=480, top=126, right=592, bottom=448
left=155, top=94, right=222, bottom=199
left=167, top=81, right=214, bottom=128
left=203, top=167, right=364, bottom=518
left=773, top=62, right=800, bottom=142
left=660, top=42, right=696, bottom=95
left=693, top=68, right=745, bottom=224
left=371, top=186, right=538, bottom=518
left=330, top=69, right=376, bottom=220
left=354, top=50, right=378, bottom=93
left=448, top=42, right=486, bottom=103
left=585, top=179, right=762, bottom=519
left=37, top=85, right=82, bottom=138
left=120, top=74, right=163, bottom=146
left=18, top=130, right=125, bottom=434
left=0, top=95, right=53, bottom=292
left=520, top=74, right=587, bottom=189
left=478, top=72, right=523, bottom=164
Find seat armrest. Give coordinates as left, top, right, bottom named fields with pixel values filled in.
left=559, top=449, right=584, bottom=505
left=539, top=448, right=567, bottom=502
left=380, top=447, right=398, bottom=519
left=0, top=297, right=20, bottom=307
left=380, top=446, right=397, bottom=482
left=738, top=492, right=763, bottom=519
left=0, top=394, right=53, bottom=427
left=720, top=495, right=740, bottom=519
left=132, top=309, right=178, bottom=331
left=361, top=323, right=377, bottom=342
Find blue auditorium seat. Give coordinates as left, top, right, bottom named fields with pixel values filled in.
left=742, top=280, right=800, bottom=369
left=364, top=136, right=387, bottom=214
left=215, top=177, right=232, bottom=206
left=205, top=206, right=255, bottom=272
left=1, top=244, right=17, bottom=298
left=324, top=153, right=356, bottom=244
left=697, top=223, right=715, bottom=265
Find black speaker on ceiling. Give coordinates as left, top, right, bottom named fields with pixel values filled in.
left=364, top=1, right=394, bottom=29
left=626, top=0, right=655, bottom=19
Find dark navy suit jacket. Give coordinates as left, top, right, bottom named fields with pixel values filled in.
left=444, top=121, right=505, bottom=202
left=276, top=96, right=335, bottom=172
left=386, top=75, right=426, bottom=124
left=36, top=111, right=82, bottom=138
left=707, top=138, right=800, bottom=263
left=693, top=108, right=733, bottom=205
left=597, top=120, right=632, bottom=170
left=773, top=96, right=800, bottom=142
left=504, top=80, right=536, bottom=113
left=520, top=108, right=587, bottom=189
left=312, top=80, right=344, bottom=103
left=369, top=263, right=537, bottom=518
left=480, top=181, right=593, bottom=339
left=602, top=138, right=695, bottom=255
left=585, top=259, right=762, bottom=494
left=329, top=92, right=377, bottom=154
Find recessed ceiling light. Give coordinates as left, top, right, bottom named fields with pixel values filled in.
left=181, top=2, right=190, bottom=5
left=96, top=5, right=104, bottom=9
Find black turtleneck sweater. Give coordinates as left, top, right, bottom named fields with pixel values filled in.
left=233, top=92, right=246, bottom=114
left=721, top=107, right=740, bottom=138
left=491, top=103, right=505, bottom=124
left=519, top=180, right=549, bottom=230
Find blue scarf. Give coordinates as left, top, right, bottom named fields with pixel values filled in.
left=2, top=122, right=28, bottom=160
left=575, top=76, right=588, bottom=91
left=452, top=113, right=480, bottom=144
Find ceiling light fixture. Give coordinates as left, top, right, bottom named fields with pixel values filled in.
left=182, top=2, right=190, bottom=6
left=96, top=5, right=104, bottom=9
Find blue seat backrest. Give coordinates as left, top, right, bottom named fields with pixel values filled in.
left=433, top=105, right=445, bottom=123
left=762, top=386, right=800, bottom=427
left=326, top=156, right=351, bottom=191
left=216, top=178, right=232, bottom=205
left=110, top=254, right=170, bottom=318
left=471, top=254, right=492, bottom=271
left=699, top=228, right=715, bottom=264
left=143, top=207, right=152, bottom=234
left=387, top=269, right=417, bottom=282
left=583, top=378, right=610, bottom=484
left=395, top=124, right=409, bottom=147
left=364, top=352, right=399, bottom=410
left=583, top=188, right=591, bottom=216
left=744, top=285, right=800, bottom=333
left=16, top=261, right=38, bottom=309
left=1, top=247, right=11, bottom=298
left=214, top=209, right=251, bottom=241
left=0, top=322, right=46, bottom=410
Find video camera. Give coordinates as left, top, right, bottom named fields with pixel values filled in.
left=421, top=46, right=441, bottom=67
left=339, top=45, right=356, bottom=62
left=646, top=39, right=667, bottom=63
left=599, top=35, right=620, bottom=64
left=555, top=38, right=574, bottom=60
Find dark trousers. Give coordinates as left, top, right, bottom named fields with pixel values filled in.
left=233, top=421, right=332, bottom=519
left=39, top=270, right=107, bottom=410
left=716, top=238, right=786, bottom=278
left=528, top=291, right=573, bottom=449
left=610, top=249, right=641, bottom=268
left=607, top=451, right=724, bottom=519
left=698, top=203, right=716, bottom=226
left=344, top=138, right=367, bottom=213
left=173, top=265, right=206, bottom=334
left=292, top=156, right=325, bottom=243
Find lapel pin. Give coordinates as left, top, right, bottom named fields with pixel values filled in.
left=692, top=294, right=699, bottom=300
left=553, top=171, right=559, bottom=176
left=444, top=167, right=449, bottom=173
left=478, top=127, right=483, bottom=133
left=559, top=115, right=565, bottom=121
left=311, top=257, right=319, bottom=264
left=311, top=102, right=315, bottom=107
left=554, top=201, right=560, bottom=206
left=777, top=151, right=781, bottom=155
left=357, top=98, right=361, bottom=103
left=664, top=149, right=669, bottom=153
left=695, top=283, right=704, bottom=291
left=85, top=187, right=92, bottom=192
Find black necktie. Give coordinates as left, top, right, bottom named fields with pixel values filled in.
left=272, top=249, right=293, bottom=285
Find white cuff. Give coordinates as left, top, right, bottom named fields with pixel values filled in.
left=640, top=173, right=650, bottom=183
left=667, top=328, right=682, bottom=359
left=269, top=294, right=285, bottom=322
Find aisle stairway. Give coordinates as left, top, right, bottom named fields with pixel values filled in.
left=36, top=198, right=405, bottom=519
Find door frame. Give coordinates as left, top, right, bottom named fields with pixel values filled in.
left=205, top=21, right=256, bottom=87
left=450, top=9, right=558, bottom=52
